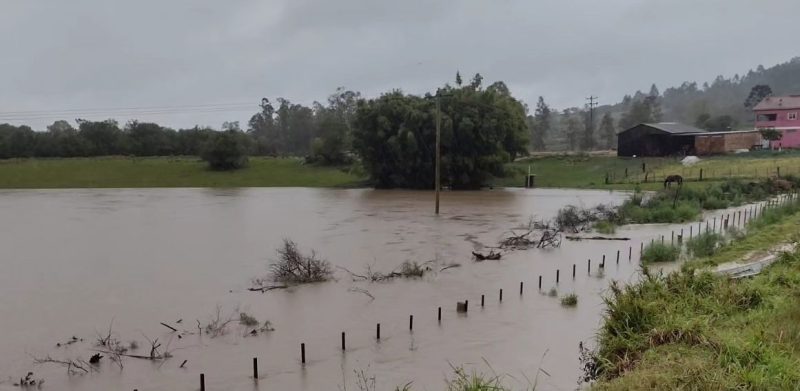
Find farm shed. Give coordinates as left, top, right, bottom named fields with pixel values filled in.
left=617, top=123, right=706, bottom=157
left=691, top=130, right=762, bottom=154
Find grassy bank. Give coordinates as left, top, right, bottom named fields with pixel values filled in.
left=0, top=157, right=365, bottom=188
left=591, top=198, right=800, bottom=390
left=500, top=151, right=800, bottom=190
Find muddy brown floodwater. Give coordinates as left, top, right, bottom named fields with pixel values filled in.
left=0, top=188, right=743, bottom=390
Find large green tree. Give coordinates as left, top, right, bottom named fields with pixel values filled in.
left=201, top=127, right=250, bottom=170
left=352, top=77, right=528, bottom=189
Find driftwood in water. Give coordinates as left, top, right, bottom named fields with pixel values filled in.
left=565, top=236, right=630, bottom=241
left=247, top=284, right=288, bottom=293
left=472, top=250, right=501, bottom=261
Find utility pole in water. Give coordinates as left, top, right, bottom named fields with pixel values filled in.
left=435, top=95, right=441, bottom=215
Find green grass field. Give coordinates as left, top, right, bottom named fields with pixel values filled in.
left=0, top=157, right=365, bottom=188
left=500, top=150, right=800, bottom=190
left=4, top=151, right=800, bottom=189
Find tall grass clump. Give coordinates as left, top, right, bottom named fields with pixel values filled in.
left=640, top=242, right=680, bottom=264
left=685, top=232, right=725, bottom=258
left=593, top=220, right=617, bottom=234
left=445, top=366, right=507, bottom=391
left=561, top=293, right=578, bottom=306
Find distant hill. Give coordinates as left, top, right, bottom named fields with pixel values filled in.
left=608, top=57, right=800, bottom=128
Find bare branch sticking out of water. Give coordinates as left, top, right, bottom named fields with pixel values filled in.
left=339, top=261, right=430, bottom=282
left=348, top=287, right=375, bottom=300
left=268, top=239, right=333, bottom=284
left=32, top=355, right=91, bottom=376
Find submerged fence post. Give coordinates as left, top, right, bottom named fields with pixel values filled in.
left=200, top=374, right=205, bottom=391
left=520, top=281, right=524, bottom=295
left=376, top=324, right=380, bottom=340
left=409, top=315, right=413, bottom=331
left=499, top=289, right=503, bottom=302
left=481, top=294, right=485, bottom=307
left=629, top=246, right=632, bottom=261
left=690, top=225, right=693, bottom=239
left=556, top=269, right=560, bottom=283
left=601, top=254, right=606, bottom=268
left=438, top=307, right=442, bottom=322
left=572, top=264, right=576, bottom=279
left=341, top=332, right=346, bottom=351
left=588, top=259, right=591, bottom=274
left=616, top=250, right=620, bottom=264
left=301, top=343, right=306, bottom=364
left=253, top=357, right=259, bottom=379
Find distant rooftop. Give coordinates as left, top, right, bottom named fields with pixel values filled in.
left=754, top=95, right=800, bottom=111
left=641, top=122, right=707, bottom=134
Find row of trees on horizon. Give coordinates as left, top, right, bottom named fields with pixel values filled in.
left=1, top=57, right=799, bottom=162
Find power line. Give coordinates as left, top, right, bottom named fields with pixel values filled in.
left=0, top=104, right=258, bottom=121
left=0, top=102, right=255, bottom=116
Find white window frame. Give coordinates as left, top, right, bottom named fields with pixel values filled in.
left=789, top=112, right=798, bottom=121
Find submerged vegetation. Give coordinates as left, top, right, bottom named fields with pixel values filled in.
left=685, top=232, right=727, bottom=258
left=560, top=293, right=578, bottom=307
left=639, top=242, right=681, bottom=264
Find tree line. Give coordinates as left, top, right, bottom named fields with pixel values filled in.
left=0, top=88, right=360, bottom=164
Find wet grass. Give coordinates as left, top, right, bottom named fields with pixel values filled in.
left=688, top=197, right=800, bottom=269
left=501, top=151, right=800, bottom=190
left=592, top=196, right=800, bottom=390
left=0, top=156, right=365, bottom=188
left=593, top=251, right=800, bottom=390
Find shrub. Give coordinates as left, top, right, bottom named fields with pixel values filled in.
left=686, top=232, right=725, bottom=258
left=269, top=239, right=333, bottom=284
left=594, top=220, right=617, bottom=234
left=561, top=293, right=578, bottom=306
left=239, top=312, right=259, bottom=327
left=641, top=242, right=680, bottom=264
left=201, top=129, right=250, bottom=170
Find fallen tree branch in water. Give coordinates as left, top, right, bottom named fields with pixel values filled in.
left=440, top=263, right=461, bottom=272
left=338, top=261, right=429, bottom=282
left=160, top=322, right=178, bottom=332
left=472, top=250, right=502, bottom=261
left=348, top=287, right=375, bottom=300
left=247, top=283, right=288, bottom=293
left=565, top=236, right=630, bottom=241
left=32, top=355, right=91, bottom=375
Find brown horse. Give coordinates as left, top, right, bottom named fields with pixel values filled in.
left=664, top=175, right=683, bottom=188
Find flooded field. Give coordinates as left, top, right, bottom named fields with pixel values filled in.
left=0, top=188, right=728, bottom=390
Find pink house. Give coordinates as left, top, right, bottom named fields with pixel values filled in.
left=754, top=95, right=800, bottom=149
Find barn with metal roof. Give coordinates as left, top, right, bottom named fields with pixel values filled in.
left=617, top=122, right=707, bottom=157
left=617, top=122, right=762, bottom=156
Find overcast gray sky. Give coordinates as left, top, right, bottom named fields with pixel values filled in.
left=1, top=0, right=798, bottom=130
